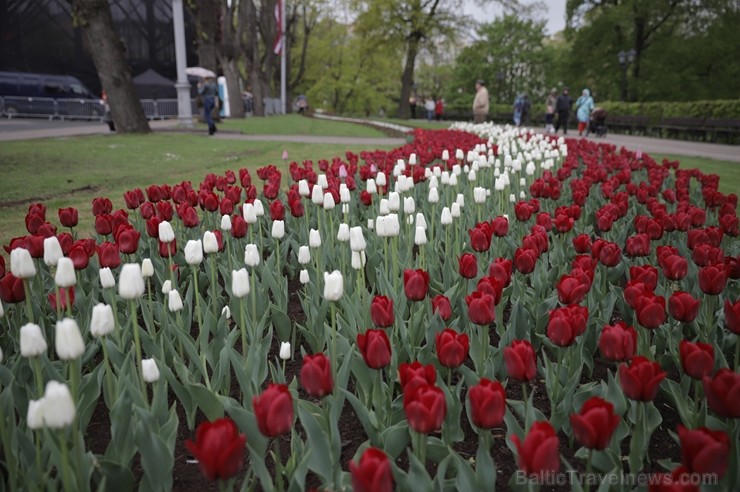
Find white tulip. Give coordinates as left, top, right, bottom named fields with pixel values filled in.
left=510, top=194, right=517, bottom=203
left=10, top=248, right=35, bottom=279
left=414, top=226, right=427, bottom=246
left=441, top=207, right=453, bottom=225
left=342, top=204, right=349, bottom=215
left=118, top=263, right=145, bottom=300
left=323, top=271, right=343, bottom=301
left=299, top=269, right=310, bottom=284
left=231, top=269, right=250, bottom=298
left=20, top=323, right=47, bottom=357
left=366, top=179, right=377, bottom=194
left=351, top=251, right=367, bottom=270
left=309, top=229, right=322, bottom=248
left=428, top=188, right=439, bottom=204
left=442, top=150, right=450, bottom=161
left=452, top=164, right=462, bottom=176
left=271, top=220, right=285, bottom=239
left=441, top=172, right=450, bottom=185
left=220, top=214, right=232, bottom=231
left=448, top=174, right=458, bottom=187
left=298, top=246, right=311, bottom=265
left=337, top=223, right=350, bottom=241
left=168, top=290, right=184, bottom=312
left=0, top=300, right=4, bottom=319
left=526, top=162, right=536, bottom=176
left=222, top=305, right=231, bottom=319
left=456, top=193, right=465, bottom=207
left=54, top=257, right=76, bottom=288
left=279, top=342, right=292, bottom=360
left=99, top=267, right=115, bottom=289
left=158, top=221, right=175, bottom=243
left=184, top=240, right=204, bottom=265
left=90, top=304, right=115, bottom=337
left=367, top=218, right=374, bottom=230
left=451, top=202, right=461, bottom=218
left=415, top=213, right=427, bottom=230
left=203, top=231, right=218, bottom=254
left=38, top=381, right=76, bottom=429
left=27, top=398, right=45, bottom=430
left=244, top=244, right=261, bottom=266
left=55, top=318, right=84, bottom=360
left=376, top=172, right=387, bottom=187
left=311, top=185, right=324, bottom=205
left=520, top=177, right=527, bottom=187
left=243, top=203, right=257, bottom=224
left=339, top=184, right=351, bottom=203
left=141, top=358, right=160, bottom=383
left=323, top=193, right=336, bottom=210
left=43, top=236, right=63, bottom=267
left=455, top=149, right=464, bottom=160
left=349, top=226, right=366, bottom=252
left=474, top=187, right=487, bottom=204
left=141, top=258, right=154, bottom=278
left=379, top=199, right=390, bottom=216
left=468, top=169, right=477, bottom=181
left=161, top=279, right=172, bottom=294
left=388, top=192, right=400, bottom=212
left=253, top=200, right=265, bottom=217
left=403, top=197, right=415, bottom=215
left=317, top=174, right=328, bottom=189
left=298, top=179, right=310, bottom=196
left=520, top=190, right=527, bottom=199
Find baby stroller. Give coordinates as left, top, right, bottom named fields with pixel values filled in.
left=588, top=107, right=607, bottom=137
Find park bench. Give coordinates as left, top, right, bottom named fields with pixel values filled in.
left=608, top=115, right=650, bottom=135
left=702, top=118, right=740, bottom=144
left=655, top=117, right=706, bottom=140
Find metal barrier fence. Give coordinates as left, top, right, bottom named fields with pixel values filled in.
left=1, top=95, right=256, bottom=120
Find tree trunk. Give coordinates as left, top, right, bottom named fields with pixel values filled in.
left=222, top=58, right=244, bottom=117
left=70, top=0, right=150, bottom=133
left=398, top=35, right=420, bottom=119
left=187, top=0, right=220, bottom=72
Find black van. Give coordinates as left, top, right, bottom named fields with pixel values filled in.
left=0, top=71, right=104, bottom=119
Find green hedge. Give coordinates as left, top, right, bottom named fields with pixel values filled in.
left=444, top=100, right=740, bottom=120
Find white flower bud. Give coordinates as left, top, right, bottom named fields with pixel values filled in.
left=271, top=220, right=285, bottom=239
left=231, top=268, right=250, bottom=298
left=184, top=240, right=204, bottom=266
left=455, top=149, right=464, bottom=160
left=299, top=269, right=310, bottom=284
left=448, top=174, right=458, bottom=187
left=90, top=303, right=115, bottom=337
left=298, top=246, right=311, bottom=264
left=366, top=179, right=377, bottom=194
left=220, top=214, right=232, bottom=231
left=376, top=172, right=387, bottom=187
left=456, top=193, right=465, bottom=207
left=158, top=221, right=175, bottom=243
left=309, top=229, right=322, bottom=248
left=244, top=244, right=261, bottom=267
left=351, top=250, right=366, bottom=270
left=388, top=192, right=400, bottom=212
left=323, top=193, right=336, bottom=210
left=409, top=153, right=417, bottom=165
left=141, top=358, right=160, bottom=383
left=243, top=203, right=257, bottom=224
left=428, top=188, right=439, bottom=204
left=441, top=207, right=453, bottom=225
left=55, top=257, right=76, bottom=288
left=253, top=200, right=265, bottom=217
left=403, top=197, right=415, bottom=215
left=367, top=219, right=374, bottom=230
left=451, top=202, right=461, bottom=218
left=10, top=248, right=36, bottom=279
left=20, top=323, right=47, bottom=357
left=43, top=236, right=63, bottom=267
left=221, top=305, right=231, bottom=319
left=203, top=231, right=219, bottom=253
left=339, top=184, right=351, bottom=203
left=298, top=179, right=310, bottom=196
left=141, top=258, right=154, bottom=278
left=311, top=185, right=324, bottom=205
left=323, top=270, right=343, bottom=301
left=27, top=398, right=45, bottom=430
left=118, top=263, right=145, bottom=300
left=442, top=150, right=450, bottom=161
left=349, top=227, right=366, bottom=252
left=55, top=318, right=84, bottom=360
left=279, top=342, right=292, bottom=360
left=317, top=174, right=328, bottom=189
left=414, top=226, right=427, bottom=246
left=99, top=267, right=115, bottom=289
left=168, top=290, right=183, bottom=312
left=31, top=381, right=76, bottom=429
left=161, top=279, right=172, bottom=294
left=337, top=223, right=350, bottom=241
left=379, top=199, right=390, bottom=216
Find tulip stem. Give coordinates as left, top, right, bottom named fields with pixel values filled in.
left=23, top=278, right=34, bottom=323
left=240, top=297, right=248, bottom=362
left=209, top=256, right=218, bottom=321
left=31, top=356, right=44, bottom=397
left=167, top=251, right=175, bottom=288
left=693, top=379, right=703, bottom=428
left=0, top=402, right=19, bottom=491
left=412, top=430, right=427, bottom=467
left=331, top=302, right=338, bottom=382
left=584, top=448, right=593, bottom=492
left=59, top=431, right=74, bottom=492
left=521, top=382, right=530, bottom=431
left=129, top=300, right=146, bottom=397
left=251, top=271, right=257, bottom=338
left=735, top=336, right=739, bottom=372
left=101, top=339, right=117, bottom=405
left=106, top=288, right=123, bottom=352
left=53, top=282, right=62, bottom=320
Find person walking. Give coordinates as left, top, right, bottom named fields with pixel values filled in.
left=424, top=97, right=435, bottom=121
left=198, top=76, right=219, bottom=135
left=513, top=94, right=523, bottom=126
left=554, top=87, right=573, bottom=134
left=521, top=94, right=531, bottom=126
left=472, top=80, right=489, bottom=124
left=409, top=94, right=417, bottom=119
left=434, top=98, right=444, bottom=121
left=545, top=88, right=557, bottom=133
left=101, top=90, right=115, bottom=132
left=575, top=88, right=595, bottom=136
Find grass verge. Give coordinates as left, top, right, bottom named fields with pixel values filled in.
left=217, top=114, right=387, bottom=137
left=651, top=153, right=739, bottom=196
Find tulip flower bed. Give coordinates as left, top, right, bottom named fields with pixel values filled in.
left=0, top=123, right=738, bottom=491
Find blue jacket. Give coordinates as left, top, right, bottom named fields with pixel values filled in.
left=575, top=89, right=594, bottom=123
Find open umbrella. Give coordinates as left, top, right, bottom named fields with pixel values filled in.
left=186, top=67, right=216, bottom=78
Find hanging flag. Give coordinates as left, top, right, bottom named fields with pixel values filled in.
left=273, top=0, right=284, bottom=55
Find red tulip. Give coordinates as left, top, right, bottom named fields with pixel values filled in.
left=370, top=296, right=394, bottom=328
left=661, top=255, right=688, bottom=281
left=158, top=239, right=177, bottom=258
left=513, top=247, right=538, bottom=274
left=96, top=242, right=121, bottom=269
left=465, top=291, right=495, bottom=325
left=430, top=295, right=452, bottom=321
left=231, top=215, right=248, bottom=238
left=124, top=190, right=141, bottom=210
left=668, top=292, right=701, bottom=323
left=503, top=340, right=537, bottom=382
left=572, top=234, right=592, bottom=254
left=48, top=287, right=75, bottom=311
left=724, top=299, right=740, bottom=334
left=569, top=397, right=620, bottom=450
left=398, top=362, right=436, bottom=391
left=435, top=329, right=469, bottom=368
left=618, top=356, right=666, bottom=401
left=269, top=200, right=285, bottom=221
left=702, top=369, right=740, bottom=418
left=468, top=227, right=491, bottom=252
left=58, top=207, right=79, bottom=228
left=349, top=447, right=393, bottom=492
left=185, top=418, right=246, bottom=481
left=514, top=201, right=533, bottom=221
left=697, top=265, right=727, bottom=295
left=0, top=273, right=25, bottom=303
left=491, top=216, right=508, bottom=237
left=468, top=378, right=506, bottom=429
left=403, top=269, right=429, bottom=301
left=288, top=198, right=304, bottom=217
left=68, top=243, right=89, bottom=270
left=488, top=258, right=512, bottom=287
left=300, top=353, right=333, bottom=398
left=678, top=340, right=714, bottom=380
left=629, top=265, right=658, bottom=291
left=357, top=330, right=392, bottom=369
left=458, top=253, right=477, bottom=279
left=635, top=293, right=666, bottom=329
left=598, top=242, right=622, bottom=267
left=546, top=304, right=588, bottom=347
left=556, top=274, right=589, bottom=305
left=677, top=425, right=729, bottom=478
left=116, top=226, right=141, bottom=255
left=510, top=421, right=560, bottom=478
left=598, top=322, right=637, bottom=362
left=0, top=256, right=4, bottom=278
left=94, top=214, right=113, bottom=236
left=253, top=384, right=293, bottom=438
left=403, top=383, right=446, bottom=434
left=92, top=197, right=112, bottom=216
left=625, top=233, right=650, bottom=257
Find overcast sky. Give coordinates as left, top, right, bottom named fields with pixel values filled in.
left=464, top=0, right=567, bottom=35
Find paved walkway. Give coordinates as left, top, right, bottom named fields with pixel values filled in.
left=1, top=116, right=737, bottom=163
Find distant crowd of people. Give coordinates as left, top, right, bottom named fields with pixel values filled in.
left=409, top=95, right=445, bottom=121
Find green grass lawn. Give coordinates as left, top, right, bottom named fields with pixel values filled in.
left=0, top=133, right=392, bottom=241
left=218, top=114, right=387, bottom=137
left=368, top=117, right=451, bottom=130
left=651, top=154, right=739, bottom=196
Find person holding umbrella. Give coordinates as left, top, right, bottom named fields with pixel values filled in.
left=198, top=76, right=219, bottom=135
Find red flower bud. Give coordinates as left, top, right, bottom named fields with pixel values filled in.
left=253, top=384, right=293, bottom=438
left=357, top=330, right=391, bottom=369
left=185, top=418, right=246, bottom=481
left=468, top=378, right=506, bottom=429
left=300, top=353, right=333, bottom=398
left=435, top=328, right=469, bottom=368
left=569, top=397, right=620, bottom=450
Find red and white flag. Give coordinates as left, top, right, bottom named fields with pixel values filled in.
left=273, top=0, right=284, bottom=55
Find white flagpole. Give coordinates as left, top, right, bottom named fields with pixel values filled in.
left=280, top=0, right=286, bottom=114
